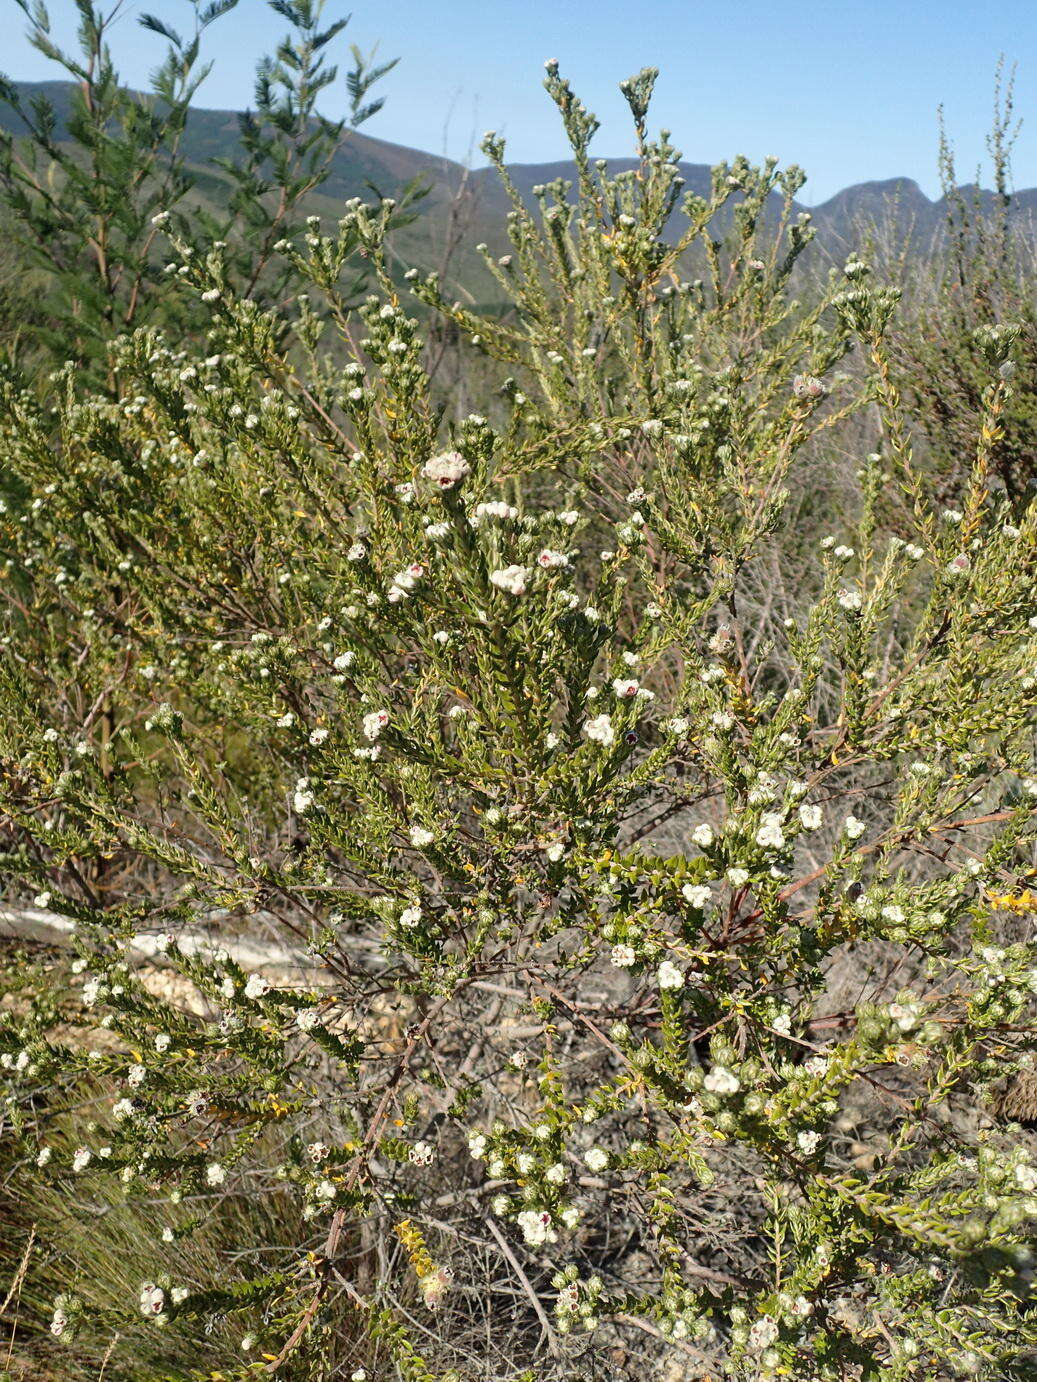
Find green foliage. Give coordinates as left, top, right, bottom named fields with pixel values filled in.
left=0, top=0, right=400, bottom=385
left=0, top=64, right=1034, bottom=1382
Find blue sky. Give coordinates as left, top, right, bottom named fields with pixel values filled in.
left=4, top=0, right=1037, bottom=203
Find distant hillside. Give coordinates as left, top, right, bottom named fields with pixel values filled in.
left=4, top=79, right=1036, bottom=296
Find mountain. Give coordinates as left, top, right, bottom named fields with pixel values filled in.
left=3, top=79, right=1035, bottom=295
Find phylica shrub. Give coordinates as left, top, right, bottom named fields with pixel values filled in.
left=0, top=66, right=1036, bottom=1382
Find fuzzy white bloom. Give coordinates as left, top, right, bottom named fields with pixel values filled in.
left=489, top=564, right=530, bottom=596
left=126, top=1063, right=146, bottom=1088
left=612, top=678, right=640, bottom=698
left=244, top=974, right=269, bottom=1000
left=72, top=1147, right=91, bottom=1172
left=399, top=905, right=422, bottom=928
left=755, top=813, right=786, bottom=850
left=468, top=1133, right=488, bottom=1160
left=473, top=500, right=518, bottom=521
left=296, top=1007, right=321, bottom=1032
left=844, top=815, right=866, bottom=840
left=691, top=823, right=714, bottom=848
left=667, top=716, right=689, bottom=735
left=837, top=588, right=863, bottom=612
left=293, top=778, right=314, bottom=814
left=537, top=548, right=569, bottom=568
left=516, top=1209, right=554, bottom=1245
left=409, top=825, right=435, bottom=848
left=748, top=1316, right=779, bottom=1351
left=727, top=867, right=750, bottom=887
left=545, top=1162, right=566, bottom=1185
left=657, top=960, right=685, bottom=990
left=799, top=803, right=823, bottom=830
left=797, top=1130, right=822, bottom=1154
left=610, top=943, right=636, bottom=968
left=140, top=1283, right=165, bottom=1317
left=703, top=1066, right=740, bottom=1095
left=206, top=1162, right=226, bottom=1187
left=422, top=450, right=470, bottom=488
left=1015, top=1162, right=1037, bottom=1192
left=409, top=1140, right=435, bottom=1166
left=362, top=709, right=389, bottom=741
left=583, top=713, right=615, bottom=746
left=584, top=1147, right=609, bottom=1172
left=682, top=883, right=712, bottom=909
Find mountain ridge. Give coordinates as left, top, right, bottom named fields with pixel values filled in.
left=3, top=78, right=1035, bottom=280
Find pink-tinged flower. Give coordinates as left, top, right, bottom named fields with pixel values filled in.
left=537, top=548, right=569, bottom=568
left=422, top=450, right=470, bottom=488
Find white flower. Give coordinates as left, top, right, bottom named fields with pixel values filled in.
left=309, top=727, right=329, bottom=746
left=112, top=1098, right=134, bottom=1121
left=244, top=974, right=269, bottom=1000
left=126, top=1063, right=146, bottom=1088
left=293, top=781, right=314, bottom=814
left=610, top=943, right=636, bottom=968
left=799, top=803, right=823, bottom=830
left=72, top=1147, right=91, bottom=1172
left=1015, top=1163, right=1037, bottom=1192
left=468, top=1133, right=488, bottom=1160
left=37, top=1146, right=52, bottom=1167
left=682, top=883, right=712, bottom=908
left=409, top=1141, right=435, bottom=1166
left=516, top=1209, right=554, bottom=1246
left=399, top=905, right=422, bottom=928
left=584, top=1147, right=609, bottom=1172
left=612, top=678, right=640, bottom=698
left=362, top=709, right=389, bottom=741
left=333, top=651, right=355, bottom=671
left=748, top=1316, right=779, bottom=1352
left=473, top=500, right=518, bottom=521
left=545, top=841, right=565, bottom=862
left=657, top=960, right=685, bottom=990
left=727, top=867, right=750, bottom=887
left=537, top=548, right=569, bottom=568
left=347, top=542, right=366, bottom=562
left=703, top=1066, right=740, bottom=1095
left=392, top=562, right=424, bottom=592
left=515, top=1153, right=535, bottom=1174
left=755, top=813, right=786, bottom=850
left=140, top=1283, right=165, bottom=1317
left=666, top=716, right=689, bottom=735
left=489, top=564, right=530, bottom=595
left=583, top=713, right=615, bottom=746
left=409, top=825, right=435, bottom=848
left=797, top=1130, right=822, bottom=1154
left=296, top=1007, right=321, bottom=1031
left=422, top=450, right=470, bottom=488
left=844, top=815, right=866, bottom=840
left=837, top=588, right=862, bottom=611
left=206, top=1162, right=226, bottom=1186
left=691, top=823, right=714, bottom=848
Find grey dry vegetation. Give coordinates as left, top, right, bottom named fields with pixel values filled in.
left=0, top=4, right=1035, bottom=1381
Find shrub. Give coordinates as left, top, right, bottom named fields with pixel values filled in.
left=0, top=66, right=1035, bottom=1382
